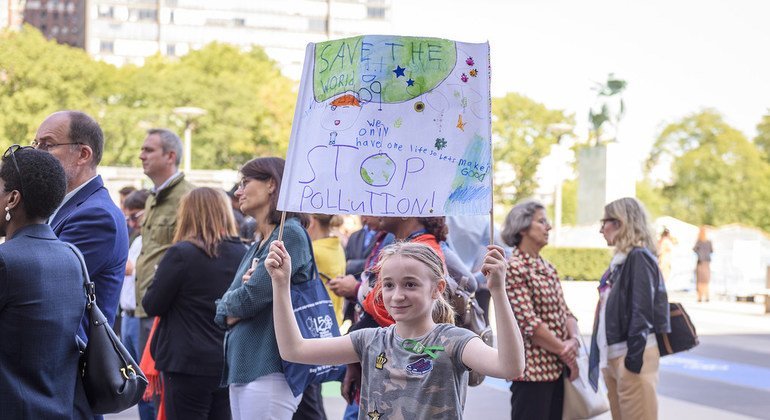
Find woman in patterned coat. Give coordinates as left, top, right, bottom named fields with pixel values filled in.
left=501, top=200, right=580, bottom=420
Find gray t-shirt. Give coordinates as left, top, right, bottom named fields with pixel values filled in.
left=350, top=323, right=477, bottom=419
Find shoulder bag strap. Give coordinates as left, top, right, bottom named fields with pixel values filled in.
left=63, top=242, right=97, bottom=306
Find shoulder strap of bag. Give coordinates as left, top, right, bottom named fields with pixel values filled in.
left=63, top=242, right=97, bottom=305
left=299, top=228, right=321, bottom=280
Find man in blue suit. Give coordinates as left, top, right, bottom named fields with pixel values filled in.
left=34, top=111, right=129, bottom=336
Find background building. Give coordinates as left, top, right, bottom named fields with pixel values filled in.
left=22, top=0, right=392, bottom=79
left=2, top=0, right=27, bottom=29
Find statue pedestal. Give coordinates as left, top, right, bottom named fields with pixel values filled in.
left=576, top=143, right=636, bottom=225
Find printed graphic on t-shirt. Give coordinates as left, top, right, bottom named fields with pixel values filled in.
left=350, top=323, right=478, bottom=419
left=406, top=357, right=434, bottom=375
left=375, top=352, right=387, bottom=369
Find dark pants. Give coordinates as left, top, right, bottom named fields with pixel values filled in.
left=138, top=316, right=155, bottom=357
left=292, top=383, right=327, bottom=420
left=163, top=372, right=230, bottom=420
left=510, top=373, right=564, bottom=420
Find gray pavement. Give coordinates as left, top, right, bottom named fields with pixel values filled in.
left=107, top=282, right=770, bottom=419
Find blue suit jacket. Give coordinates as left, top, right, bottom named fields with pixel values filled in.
left=51, top=175, right=129, bottom=337
left=0, top=224, right=91, bottom=418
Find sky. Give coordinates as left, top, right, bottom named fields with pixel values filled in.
left=388, top=0, right=770, bottom=173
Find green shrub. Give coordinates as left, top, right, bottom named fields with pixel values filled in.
left=540, top=247, right=612, bottom=281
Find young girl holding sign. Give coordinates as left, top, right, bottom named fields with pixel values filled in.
left=266, top=240, right=525, bottom=419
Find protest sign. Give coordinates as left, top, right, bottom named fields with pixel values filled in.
left=278, top=35, right=491, bottom=216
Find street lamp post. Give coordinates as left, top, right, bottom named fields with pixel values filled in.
left=547, top=123, right=574, bottom=245
left=172, top=106, right=207, bottom=173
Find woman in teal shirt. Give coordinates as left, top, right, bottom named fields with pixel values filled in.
left=215, top=157, right=312, bottom=420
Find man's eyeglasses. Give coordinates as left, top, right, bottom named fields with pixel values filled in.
left=3, top=145, right=33, bottom=195
left=31, top=140, right=82, bottom=151
left=126, top=210, right=145, bottom=223
left=600, top=218, right=618, bottom=228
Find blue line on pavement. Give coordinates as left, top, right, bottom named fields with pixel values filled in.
left=660, top=353, right=770, bottom=391
left=481, top=353, right=770, bottom=393
left=482, top=377, right=511, bottom=392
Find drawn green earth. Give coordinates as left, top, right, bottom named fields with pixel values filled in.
left=314, top=35, right=456, bottom=103
left=360, top=153, right=396, bottom=187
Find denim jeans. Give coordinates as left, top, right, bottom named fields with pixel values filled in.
left=343, top=401, right=359, bottom=420
left=121, top=314, right=156, bottom=420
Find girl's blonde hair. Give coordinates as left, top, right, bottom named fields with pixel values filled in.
left=173, top=187, right=239, bottom=258
left=604, top=197, right=657, bottom=255
left=375, top=242, right=455, bottom=324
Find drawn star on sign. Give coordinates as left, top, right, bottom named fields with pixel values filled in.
left=406, top=78, right=415, bottom=86
left=393, top=65, right=406, bottom=78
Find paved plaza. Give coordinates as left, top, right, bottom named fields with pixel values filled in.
left=108, top=282, right=770, bottom=420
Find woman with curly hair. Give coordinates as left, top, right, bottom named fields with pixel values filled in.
left=0, top=146, right=93, bottom=418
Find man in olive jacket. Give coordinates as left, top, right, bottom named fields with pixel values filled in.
left=135, top=128, right=195, bottom=353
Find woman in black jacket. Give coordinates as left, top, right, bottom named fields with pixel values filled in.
left=591, top=197, right=669, bottom=420
left=143, top=187, right=247, bottom=420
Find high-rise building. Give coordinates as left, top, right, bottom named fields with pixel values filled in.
left=23, top=0, right=392, bottom=80
left=22, top=0, right=85, bottom=47
left=2, top=0, right=28, bottom=29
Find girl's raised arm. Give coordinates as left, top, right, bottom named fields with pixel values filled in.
left=267, top=240, right=359, bottom=366
left=461, top=245, right=525, bottom=380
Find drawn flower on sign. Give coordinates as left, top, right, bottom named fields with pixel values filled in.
left=466, top=57, right=474, bottom=66
left=469, top=69, right=478, bottom=77
left=460, top=73, right=468, bottom=83
left=435, top=138, right=447, bottom=150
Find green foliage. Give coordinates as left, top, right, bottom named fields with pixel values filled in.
left=541, top=247, right=611, bottom=281
left=0, top=26, right=296, bottom=169
left=492, top=93, right=574, bottom=205
left=635, top=179, right=666, bottom=218
left=755, top=111, right=770, bottom=163
left=646, top=109, right=770, bottom=230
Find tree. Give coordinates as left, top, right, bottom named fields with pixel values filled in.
left=0, top=26, right=115, bottom=144
left=635, top=179, right=666, bottom=218
left=100, top=43, right=297, bottom=168
left=646, top=109, right=770, bottom=230
left=755, top=111, right=770, bottom=162
left=492, top=93, right=574, bottom=205
left=0, top=27, right=297, bottom=169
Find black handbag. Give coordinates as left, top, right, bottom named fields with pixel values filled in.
left=67, top=243, right=148, bottom=414
left=656, top=302, right=699, bottom=356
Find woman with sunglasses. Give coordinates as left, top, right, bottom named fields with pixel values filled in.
left=0, top=146, right=92, bottom=418
left=592, top=197, right=669, bottom=420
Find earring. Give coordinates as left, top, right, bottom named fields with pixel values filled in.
left=4, top=207, right=10, bottom=222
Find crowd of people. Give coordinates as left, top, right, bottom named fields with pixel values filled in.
left=0, top=109, right=681, bottom=420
